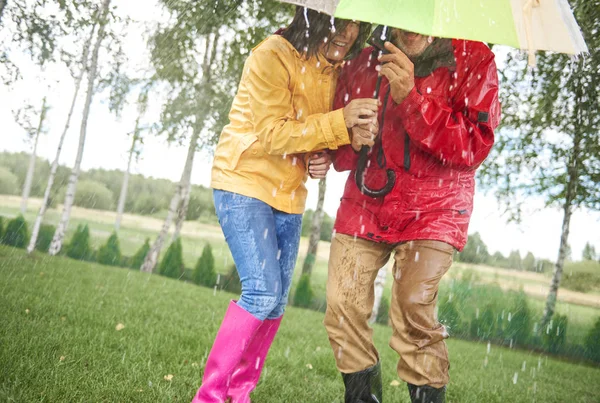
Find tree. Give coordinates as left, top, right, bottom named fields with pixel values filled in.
left=193, top=243, right=217, bottom=287
left=1, top=215, right=29, bottom=248
left=140, top=0, right=290, bottom=272
left=49, top=0, right=112, bottom=256
left=26, top=18, right=98, bottom=255
left=129, top=238, right=150, bottom=269
left=480, top=0, right=600, bottom=330
left=14, top=96, right=49, bottom=213
left=458, top=232, right=489, bottom=264
left=302, top=178, right=327, bottom=276
left=97, top=231, right=121, bottom=266
left=65, top=224, right=92, bottom=261
left=115, top=91, right=148, bottom=231
left=522, top=252, right=536, bottom=272
left=293, top=274, right=314, bottom=308
left=507, top=250, right=522, bottom=271
left=582, top=242, right=597, bottom=261
left=157, top=238, right=184, bottom=279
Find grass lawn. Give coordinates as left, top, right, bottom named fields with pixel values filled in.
left=1, top=245, right=599, bottom=402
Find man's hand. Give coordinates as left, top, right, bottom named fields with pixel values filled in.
left=343, top=98, right=379, bottom=128
left=351, top=119, right=378, bottom=152
left=378, top=41, right=415, bottom=104
left=308, top=152, right=332, bottom=179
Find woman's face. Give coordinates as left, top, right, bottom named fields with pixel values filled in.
left=321, top=21, right=360, bottom=62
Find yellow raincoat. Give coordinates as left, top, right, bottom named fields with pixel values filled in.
left=211, top=35, right=351, bottom=214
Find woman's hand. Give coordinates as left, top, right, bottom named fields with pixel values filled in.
left=308, top=152, right=332, bottom=179
left=351, top=120, right=379, bottom=152
left=343, top=98, right=379, bottom=128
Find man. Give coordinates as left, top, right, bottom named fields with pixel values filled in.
left=324, top=28, right=501, bottom=403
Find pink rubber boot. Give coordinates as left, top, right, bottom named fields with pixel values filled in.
left=191, top=301, right=262, bottom=403
left=226, top=316, right=283, bottom=403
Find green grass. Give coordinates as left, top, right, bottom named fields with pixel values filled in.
left=1, top=245, right=599, bottom=402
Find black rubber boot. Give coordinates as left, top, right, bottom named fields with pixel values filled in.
left=407, top=383, right=446, bottom=403
left=341, top=361, right=383, bottom=403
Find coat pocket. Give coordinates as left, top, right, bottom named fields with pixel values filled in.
left=227, top=134, right=260, bottom=171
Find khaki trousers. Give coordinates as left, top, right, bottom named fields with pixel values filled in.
left=324, top=234, right=454, bottom=388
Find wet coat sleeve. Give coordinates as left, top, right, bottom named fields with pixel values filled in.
left=246, top=48, right=350, bottom=155
left=330, top=68, right=360, bottom=172
left=396, top=50, right=501, bottom=170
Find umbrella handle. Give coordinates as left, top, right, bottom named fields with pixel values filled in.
left=355, top=145, right=396, bottom=198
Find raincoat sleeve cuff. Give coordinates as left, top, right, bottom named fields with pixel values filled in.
left=323, top=108, right=350, bottom=150
left=396, top=86, right=425, bottom=120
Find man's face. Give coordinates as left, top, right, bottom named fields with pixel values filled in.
left=390, top=29, right=432, bottom=58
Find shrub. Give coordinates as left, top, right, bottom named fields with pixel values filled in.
left=470, top=304, right=497, bottom=340
left=293, top=274, right=314, bottom=308
left=61, top=180, right=114, bottom=210
left=439, top=299, right=464, bottom=336
left=158, top=238, right=184, bottom=279
left=584, top=316, right=600, bottom=363
left=0, top=167, right=19, bottom=195
left=561, top=272, right=600, bottom=293
left=221, top=264, right=242, bottom=294
left=0, top=216, right=4, bottom=242
left=97, top=232, right=122, bottom=266
left=375, top=295, right=390, bottom=325
left=193, top=243, right=217, bottom=287
left=2, top=215, right=29, bottom=248
left=505, top=291, right=532, bottom=346
left=543, top=314, right=568, bottom=354
left=129, top=238, right=150, bottom=269
left=65, top=224, right=93, bottom=261
left=132, top=194, right=163, bottom=216
left=35, top=224, right=56, bottom=253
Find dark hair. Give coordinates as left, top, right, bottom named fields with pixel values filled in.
left=282, top=7, right=371, bottom=61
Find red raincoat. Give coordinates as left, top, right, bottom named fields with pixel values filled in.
left=332, top=39, right=501, bottom=251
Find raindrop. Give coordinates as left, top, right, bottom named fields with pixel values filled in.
left=334, top=50, right=340, bottom=57
left=291, top=191, right=295, bottom=200
left=360, top=225, right=365, bottom=234
left=316, top=61, right=321, bottom=68
left=292, top=157, right=297, bottom=166
left=330, top=16, right=336, bottom=33
left=277, top=249, right=282, bottom=260
left=283, top=152, right=287, bottom=159
left=255, top=357, right=261, bottom=369
left=297, top=109, right=303, bottom=119
left=337, top=347, right=343, bottom=359
left=512, top=372, right=518, bottom=384
left=380, top=26, right=388, bottom=41
left=263, top=228, right=269, bottom=239
left=487, top=342, right=491, bottom=354
left=483, top=356, right=488, bottom=367
left=477, top=74, right=482, bottom=80
left=323, top=37, right=328, bottom=43
left=475, top=307, right=479, bottom=319
left=357, top=87, right=361, bottom=94
left=301, top=66, right=306, bottom=74
left=213, top=286, right=217, bottom=296
left=303, top=7, right=310, bottom=27
left=414, top=251, right=420, bottom=262
left=427, top=36, right=433, bottom=44
left=426, top=87, right=432, bottom=94
left=521, top=361, right=526, bottom=372
left=272, top=188, right=277, bottom=197
left=285, top=346, right=290, bottom=358
left=344, top=93, right=350, bottom=103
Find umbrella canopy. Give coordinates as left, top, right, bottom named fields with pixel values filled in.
left=281, top=0, right=588, bottom=63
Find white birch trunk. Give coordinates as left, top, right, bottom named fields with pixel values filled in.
left=20, top=96, right=47, bottom=214
left=114, top=117, right=140, bottom=231
left=48, top=0, right=111, bottom=256
left=369, top=263, right=389, bottom=324
left=301, top=177, right=327, bottom=276
left=172, top=173, right=192, bottom=241
left=140, top=128, right=200, bottom=272
left=27, top=20, right=97, bottom=255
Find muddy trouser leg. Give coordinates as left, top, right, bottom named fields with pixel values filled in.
left=324, top=234, right=392, bottom=402
left=389, top=240, right=454, bottom=391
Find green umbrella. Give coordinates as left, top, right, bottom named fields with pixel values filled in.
left=283, top=0, right=588, bottom=64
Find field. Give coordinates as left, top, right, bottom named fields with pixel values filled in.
left=1, top=245, right=599, bottom=402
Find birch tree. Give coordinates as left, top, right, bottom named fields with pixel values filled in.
left=26, top=16, right=98, bottom=255
left=302, top=178, right=327, bottom=276
left=479, top=0, right=599, bottom=330
left=16, top=96, right=50, bottom=213
left=48, top=0, right=112, bottom=255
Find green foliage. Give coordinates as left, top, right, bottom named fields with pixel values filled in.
left=35, top=224, right=55, bottom=253
left=584, top=316, right=600, bottom=363
left=1, top=215, right=29, bottom=248
left=375, top=295, right=390, bottom=325
left=457, top=232, right=489, bottom=264
left=543, top=314, right=568, bottom=354
left=301, top=209, right=335, bottom=242
left=220, top=264, right=242, bottom=294
left=293, top=274, right=314, bottom=308
left=129, top=238, right=150, bottom=269
left=62, top=180, right=114, bottom=210
left=582, top=242, right=597, bottom=261
left=97, top=232, right=122, bottom=266
left=522, top=252, right=536, bottom=272
left=0, top=216, right=4, bottom=242
left=560, top=272, right=600, bottom=293
left=505, top=291, right=532, bottom=346
left=193, top=243, right=217, bottom=287
left=65, top=224, right=92, bottom=261
left=470, top=304, right=497, bottom=340
left=186, top=189, right=215, bottom=221
left=507, top=250, right=522, bottom=271
left=0, top=166, right=19, bottom=195
left=158, top=239, right=184, bottom=279
left=439, top=299, right=464, bottom=336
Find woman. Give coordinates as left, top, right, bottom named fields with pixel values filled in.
left=192, top=7, right=376, bottom=403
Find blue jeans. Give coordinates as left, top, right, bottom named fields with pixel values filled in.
left=213, top=190, right=302, bottom=320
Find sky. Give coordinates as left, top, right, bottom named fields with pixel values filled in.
left=1, top=0, right=599, bottom=262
